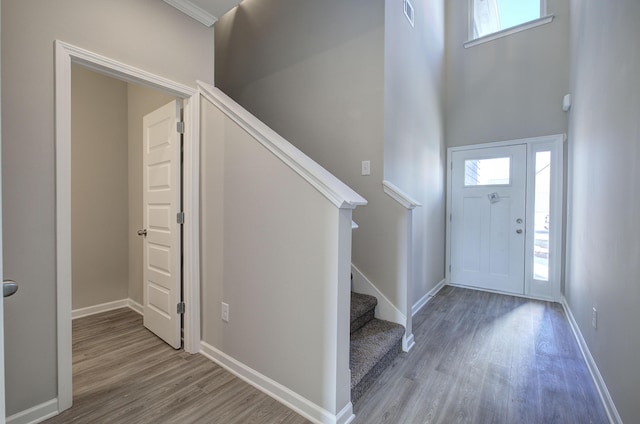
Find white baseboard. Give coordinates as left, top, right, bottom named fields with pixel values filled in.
left=412, top=279, right=446, bottom=316
left=6, top=398, right=58, bottom=424
left=72, top=298, right=143, bottom=319
left=72, top=299, right=129, bottom=319
left=127, top=298, right=144, bottom=315
left=403, top=333, right=415, bottom=352
left=200, top=342, right=354, bottom=424
left=560, top=297, right=621, bottom=424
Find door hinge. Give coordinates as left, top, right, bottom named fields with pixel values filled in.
left=177, top=121, right=185, bottom=134
left=177, top=302, right=186, bottom=314
left=449, top=264, right=451, bottom=272
left=177, top=211, right=185, bottom=224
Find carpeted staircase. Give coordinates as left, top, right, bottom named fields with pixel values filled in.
left=350, top=292, right=405, bottom=405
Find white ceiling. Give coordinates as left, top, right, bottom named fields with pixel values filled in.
left=163, top=0, right=242, bottom=26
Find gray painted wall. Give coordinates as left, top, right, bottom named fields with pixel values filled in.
left=384, top=0, right=446, bottom=302
left=2, top=0, right=213, bottom=415
left=71, top=66, right=130, bottom=310
left=565, top=0, right=640, bottom=422
left=216, top=0, right=447, bottom=309
left=215, top=0, right=394, bottom=300
left=445, top=0, right=570, bottom=147
left=200, top=97, right=352, bottom=414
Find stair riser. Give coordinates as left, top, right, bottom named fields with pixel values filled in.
left=351, top=339, right=402, bottom=405
left=350, top=292, right=405, bottom=407
left=351, top=309, right=375, bottom=334
left=350, top=292, right=378, bottom=331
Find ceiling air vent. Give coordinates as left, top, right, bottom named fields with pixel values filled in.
left=404, top=0, right=415, bottom=27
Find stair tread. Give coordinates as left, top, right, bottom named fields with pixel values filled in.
left=350, top=292, right=377, bottom=323
left=350, top=318, right=405, bottom=388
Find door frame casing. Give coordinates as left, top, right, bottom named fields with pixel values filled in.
left=54, top=40, right=201, bottom=412
left=446, top=134, right=565, bottom=301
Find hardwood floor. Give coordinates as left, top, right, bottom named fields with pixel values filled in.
left=353, top=286, right=609, bottom=424
left=45, top=287, right=609, bottom=423
left=43, top=308, right=310, bottom=424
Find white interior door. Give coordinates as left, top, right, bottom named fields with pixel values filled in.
left=142, top=100, right=182, bottom=349
left=450, top=144, right=527, bottom=294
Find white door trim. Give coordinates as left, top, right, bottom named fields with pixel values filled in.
left=54, top=40, right=202, bottom=413
left=446, top=134, right=565, bottom=301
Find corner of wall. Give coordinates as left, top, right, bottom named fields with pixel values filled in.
left=560, top=297, right=622, bottom=424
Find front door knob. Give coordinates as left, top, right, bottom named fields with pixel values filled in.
left=137, top=229, right=147, bottom=237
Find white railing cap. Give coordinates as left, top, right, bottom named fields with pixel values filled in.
left=382, top=180, right=421, bottom=210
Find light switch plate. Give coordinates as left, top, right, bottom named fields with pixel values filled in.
left=222, top=302, right=229, bottom=322
left=361, top=160, right=371, bottom=176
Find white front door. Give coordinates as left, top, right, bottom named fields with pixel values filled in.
left=142, top=100, right=182, bottom=349
left=450, top=144, right=527, bottom=294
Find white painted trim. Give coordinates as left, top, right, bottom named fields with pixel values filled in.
left=197, top=82, right=367, bottom=210
left=59, top=42, right=196, bottom=98
left=412, top=279, right=446, bottom=316
left=54, top=40, right=204, bottom=413
left=382, top=181, right=422, bottom=209
left=54, top=40, right=74, bottom=414
left=465, top=15, right=555, bottom=48
left=72, top=299, right=130, bottom=319
left=127, top=299, right=144, bottom=315
left=403, top=334, right=416, bottom=352
left=200, top=342, right=354, bottom=424
left=162, top=0, right=217, bottom=27
left=560, top=297, right=622, bottom=424
left=6, top=398, right=58, bottom=424
left=447, top=134, right=564, bottom=153
left=71, top=299, right=144, bottom=320
left=182, top=94, right=201, bottom=354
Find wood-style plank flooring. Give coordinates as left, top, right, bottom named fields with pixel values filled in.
left=45, top=286, right=609, bottom=423
left=43, top=308, right=310, bottom=424
left=353, top=286, right=609, bottom=424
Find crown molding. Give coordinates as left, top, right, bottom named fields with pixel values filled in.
left=163, top=0, right=217, bottom=27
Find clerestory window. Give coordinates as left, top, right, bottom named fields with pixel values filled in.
left=467, top=0, right=553, bottom=47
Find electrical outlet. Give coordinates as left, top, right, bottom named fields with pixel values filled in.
left=361, top=160, right=371, bottom=176
left=592, top=307, right=597, bottom=329
left=222, top=302, right=229, bottom=322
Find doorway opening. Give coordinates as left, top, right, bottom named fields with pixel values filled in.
left=55, top=41, right=201, bottom=413
left=446, top=134, right=564, bottom=301
left=70, top=64, right=178, bottom=321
